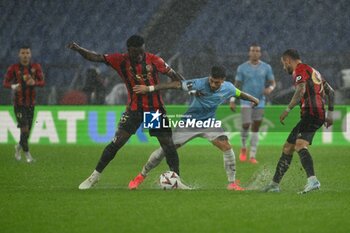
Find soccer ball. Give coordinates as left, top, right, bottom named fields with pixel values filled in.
left=159, top=171, right=179, bottom=190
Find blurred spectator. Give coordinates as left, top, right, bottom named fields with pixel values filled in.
left=105, top=82, right=128, bottom=105
left=47, top=86, right=57, bottom=105
left=82, top=67, right=106, bottom=104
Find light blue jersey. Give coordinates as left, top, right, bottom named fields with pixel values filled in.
left=235, top=61, right=274, bottom=108
left=181, top=77, right=239, bottom=120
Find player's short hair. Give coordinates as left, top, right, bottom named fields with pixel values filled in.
left=19, top=45, right=31, bottom=50
left=126, top=35, right=145, bottom=48
left=211, top=66, right=226, bottom=79
left=250, top=43, right=260, bottom=48
left=282, top=49, right=300, bottom=60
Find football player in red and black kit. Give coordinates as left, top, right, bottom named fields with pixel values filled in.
left=264, top=49, right=334, bottom=194
left=68, top=35, right=189, bottom=189
left=3, top=45, right=45, bottom=163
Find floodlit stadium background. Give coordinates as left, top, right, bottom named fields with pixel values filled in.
left=1, top=2, right=350, bottom=233
left=0, top=0, right=349, bottom=106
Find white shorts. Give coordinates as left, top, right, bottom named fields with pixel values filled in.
left=241, top=106, right=264, bottom=124
left=172, top=127, right=228, bottom=146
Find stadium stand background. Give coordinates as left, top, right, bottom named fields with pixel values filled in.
left=1, top=0, right=349, bottom=105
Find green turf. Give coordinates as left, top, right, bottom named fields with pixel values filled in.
left=0, top=144, right=349, bottom=233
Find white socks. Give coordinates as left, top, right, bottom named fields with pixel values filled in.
left=241, top=128, right=249, bottom=148
left=223, top=149, right=236, bottom=183
left=249, top=132, right=259, bottom=158
left=141, top=147, right=165, bottom=176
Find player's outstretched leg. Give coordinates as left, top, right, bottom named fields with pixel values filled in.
left=129, top=147, right=166, bottom=190
left=212, top=136, right=244, bottom=191
left=79, top=129, right=131, bottom=190
left=157, top=135, right=179, bottom=175
left=263, top=142, right=294, bottom=192
left=224, top=149, right=244, bottom=191
left=156, top=135, right=192, bottom=190
left=263, top=153, right=293, bottom=192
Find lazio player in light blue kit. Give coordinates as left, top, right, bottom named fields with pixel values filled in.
left=182, top=75, right=240, bottom=121
left=230, top=44, right=276, bottom=164
left=129, top=66, right=259, bottom=190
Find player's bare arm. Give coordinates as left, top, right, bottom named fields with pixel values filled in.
left=239, top=91, right=259, bottom=107
left=234, top=80, right=242, bottom=89
left=230, top=81, right=243, bottom=111
left=166, top=69, right=185, bottom=81
left=280, top=82, right=306, bottom=124
left=324, top=81, right=335, bottom=128
left=133, top=81, right=181, bottom=94
left=264, top=80, right=276, bottom=95
left=67, top=42, right=105, bottom=62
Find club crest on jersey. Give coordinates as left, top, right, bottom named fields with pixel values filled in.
left=146, top=65, right=152, bottom=72
left=295, top=75, right=302, bottom=82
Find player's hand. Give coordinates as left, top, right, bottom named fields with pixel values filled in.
left=229, top=102, right=236, bottom=112
left=324, top=117, right=333, bottom=128
left=11, top=84, right=21, bottom=91
left=26, top=78, right=35, bottom=86
left=133, top=85, right=149, bottom=94
left=324, top=112, right=333, bottom=128
left=67, top=42, right=81, bottom=51
left=188, top=90, right=205, bottom=97
left=279, top=110, right=289, bottom=125
left=251, top=97, right=259, bottom=108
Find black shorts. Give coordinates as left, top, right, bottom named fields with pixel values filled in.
left=286, top=115, right=324, bottom=145
left=118, top=110, right=172, bottom=137
left=14, top=106, right=35, bottom=129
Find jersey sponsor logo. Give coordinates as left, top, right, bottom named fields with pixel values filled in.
left=295, top=75, right=302, bottom=82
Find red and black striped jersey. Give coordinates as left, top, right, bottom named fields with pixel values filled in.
left=3, top=63, right=45, bottom=106
left=293, top=63, right=325, bottom=120
left=104, top=52, right=170, bottom=112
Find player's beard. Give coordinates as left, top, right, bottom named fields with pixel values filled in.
left=210, top=86, right=219, bottom=91
left=286, top=66, right=293, bottom=74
